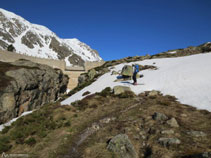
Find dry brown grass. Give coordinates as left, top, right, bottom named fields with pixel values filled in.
left=1, top=91, right=211, bottom=158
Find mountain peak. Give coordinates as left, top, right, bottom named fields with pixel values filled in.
left=0, top=8, right=102, bottom=66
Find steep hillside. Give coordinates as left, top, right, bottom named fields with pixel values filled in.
left=0, top=8, right=102, bottom=66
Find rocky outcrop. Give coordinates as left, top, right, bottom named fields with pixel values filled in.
left=0, top=59, right=68, bottom=124
left=68, top=54, right=85, bottom=66
left=21, top=31, right=44, bottom=49
left=49, top=37, right=73, bottom=59
left=107, top=134, right=137, bottom=158
left=151, top=42, right=211, bottom=59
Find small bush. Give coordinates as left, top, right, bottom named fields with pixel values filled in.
left=82, top=91, right=91, bottom=96
left=0, top=136, right=12, bottom=153
left=75, top=99, right=88, bottom=110
left=98, top=87, right=112, bottom=97
left=63, top=120, right=71, bottom=127
left=37, top=131, right=47, bottom=138
left=25, top=137, right=36, bottom=146
left=15, top=138, right=25, bottom=144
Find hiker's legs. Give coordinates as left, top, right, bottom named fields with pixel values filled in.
left=133, top=72, right=137, bottom=83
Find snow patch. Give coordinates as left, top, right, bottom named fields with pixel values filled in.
left=168, top=51, right=177, bottom=54
left=65, top=54, right=73, bottom=66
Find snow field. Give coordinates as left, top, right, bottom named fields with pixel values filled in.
left=62, top=53, right=211, bottom=112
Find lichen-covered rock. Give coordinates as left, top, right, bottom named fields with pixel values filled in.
left=121, top=65, right=133, bottom=77
left=187, top=131, right=207, bottom=137
left=161, top=129, right=175, bottom=134
left=88, top=69, right=96, bottom=80
left=148, top=90, right=159, bottom=97
left=158, top=137, right=181, bottom=147
left=166, top=118, right=179, bottom=128
left=107, top=134, right=137, bottom=158
left=152, top=112, right=168, bottom=121
left=113, top=86, right=132, bottom=95
left=0, top=59, right=68, bottom=124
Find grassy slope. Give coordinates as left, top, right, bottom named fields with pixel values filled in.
left=0, top=89, right=211, bottom=158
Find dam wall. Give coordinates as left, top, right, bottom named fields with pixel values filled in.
left=0, top=50, right=105, bottom=89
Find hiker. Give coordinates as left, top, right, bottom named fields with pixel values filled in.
left=132, top=64, right=139, bottom=85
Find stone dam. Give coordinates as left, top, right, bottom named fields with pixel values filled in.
left=0, top=50, right=105, bottom=89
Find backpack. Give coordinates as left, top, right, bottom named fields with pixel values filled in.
left=135, top=65, right=139, bottom=73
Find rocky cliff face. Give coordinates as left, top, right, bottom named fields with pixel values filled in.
left=0, top=8, right=102, bottom=66
left=0, top=59, right=68, bottom=124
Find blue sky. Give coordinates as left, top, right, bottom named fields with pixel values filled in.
left=1, top=0, right=211, bottom=61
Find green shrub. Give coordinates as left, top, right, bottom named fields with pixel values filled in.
left=25, top=137, right=36, bottom=146
left=98, top=87, right=112, bottom=97
left=0, top=136, right=12, bottom=153
left=37, top=131, right=47, bottom=138
left=63, top=120, right=71, bottom=127
left=82, top=91, right=91, bottom=96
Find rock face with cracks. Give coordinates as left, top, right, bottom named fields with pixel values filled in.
left=0, top=59, right=68, bottom=124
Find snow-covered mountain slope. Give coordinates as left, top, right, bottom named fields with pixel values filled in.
left=62, top=52, right=211, bottom=112
left=0, top=8, right=102, bottom=66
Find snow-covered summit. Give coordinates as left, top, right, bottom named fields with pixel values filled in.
left=0, top=8, right=102, bottom=66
